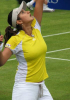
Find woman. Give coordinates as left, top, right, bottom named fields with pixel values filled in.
left=0, top=0, right=53, bottom=100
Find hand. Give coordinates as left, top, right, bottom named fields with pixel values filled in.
left=0, top=35, right=3, bottom=44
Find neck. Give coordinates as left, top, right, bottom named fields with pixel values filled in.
left=22, top=23, right=32, bottom=36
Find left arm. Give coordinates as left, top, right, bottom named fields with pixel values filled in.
left=33, top=0, right=44, bottom=25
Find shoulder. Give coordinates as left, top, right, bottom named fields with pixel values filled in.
left=5, top=31, right=25, bottom=50
left=31, top=17, right=41, bottom=32
left=5, top=34, right=19, bottom=50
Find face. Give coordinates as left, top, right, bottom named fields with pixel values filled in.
left=18, top=9, right=34, bottom=24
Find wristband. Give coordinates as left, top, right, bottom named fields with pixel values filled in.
left=0, top=43, right=4, bottom=51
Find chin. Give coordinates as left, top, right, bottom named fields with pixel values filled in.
left=31, top=16, right=34, bottom=21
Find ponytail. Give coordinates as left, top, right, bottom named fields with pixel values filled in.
left=4, top=26, right=18, bottom=46
left=4, top=10, right=22, bottom=46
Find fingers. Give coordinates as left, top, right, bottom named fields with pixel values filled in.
left=0, top=35, right=3, bottom=42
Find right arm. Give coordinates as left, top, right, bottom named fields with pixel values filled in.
left=0, top=35, right=12, bottom=66
left=0, top=47, right=12, bottom=66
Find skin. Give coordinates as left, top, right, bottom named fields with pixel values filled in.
left=44, top=0, right=48, bottom=4
left=0, top=35, right=3, bottom=43
left=32, top=0, right=48, bottom=5
left=0, top=0, right=45, bottom=66
left=17, top=10, right=34, bottom=36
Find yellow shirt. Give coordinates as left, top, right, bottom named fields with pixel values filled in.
left=5, top=18, right=48, bottom=82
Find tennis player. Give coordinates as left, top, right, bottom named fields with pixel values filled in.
left=0, top=0, right=53, bottom=100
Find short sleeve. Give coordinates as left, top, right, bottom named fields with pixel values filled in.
left=34, top=19, right=41, bottom=33
left=31, top=17, right=41, bottom=33
left=5, top=36, right=19, bottom=54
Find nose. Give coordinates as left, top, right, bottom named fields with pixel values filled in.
left=27, top=11, right=30, bottom=14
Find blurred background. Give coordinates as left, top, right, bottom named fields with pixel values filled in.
left=0, top=0, right=70, bottom=100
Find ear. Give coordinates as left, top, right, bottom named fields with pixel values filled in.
left=16, top=20, right=23, bottom=25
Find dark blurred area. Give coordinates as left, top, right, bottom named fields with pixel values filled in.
left=17, top=0, right=31, bottom=4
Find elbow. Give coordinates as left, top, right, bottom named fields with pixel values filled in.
left=0, top=63, right=4, bottom=67
left=0, top=60, right=6, bottom=67
left=0, top=65, right=2, bottom=67
left=0, top=65, right=3, bottom=67
left=0, top=60, right=7, bottom=67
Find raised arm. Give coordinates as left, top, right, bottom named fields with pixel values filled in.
left=33, top=0, right=44, bottom=25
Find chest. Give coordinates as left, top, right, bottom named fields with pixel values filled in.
left=22, top=29, right=47, bottom=60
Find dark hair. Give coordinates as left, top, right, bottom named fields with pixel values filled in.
left=4, top=10, right=22, bottom=45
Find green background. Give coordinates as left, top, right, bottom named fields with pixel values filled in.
left=0, top=0, right=70, bottom=100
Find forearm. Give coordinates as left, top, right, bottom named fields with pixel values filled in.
left=0, top=43, right=6, bottom=67
left=0, top=33, right=12, bottom=67
left=35, top=0, right=47, bottom=3
left=0, top=47, right=13, bottom=67
left=34, top=0, right=44, bottom=25
left=0, top=51, right=5, bottom=66
left=35, top=0, right=44, bottom=4
left=44, top=0, right=48, bottom=4
left=0, top=43, right=4, bottom=66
